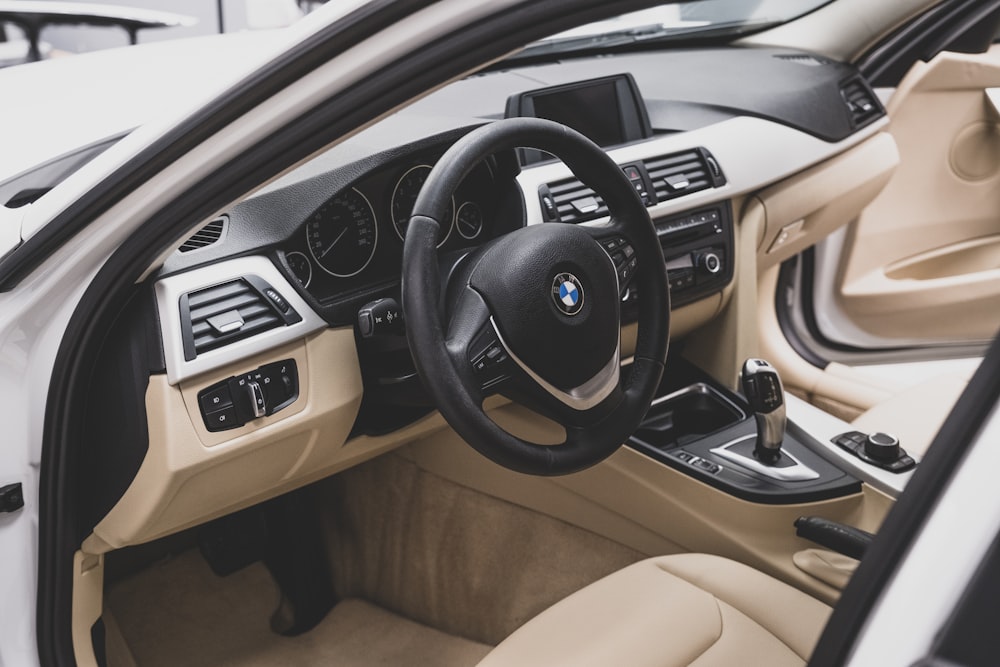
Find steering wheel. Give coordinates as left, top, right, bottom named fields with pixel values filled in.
left=402, top=118, right=669, bottom=475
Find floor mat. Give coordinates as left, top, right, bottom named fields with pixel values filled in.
left=320, top=453, right=645, bottom=645
left=106, top=549, right=492, bottom=667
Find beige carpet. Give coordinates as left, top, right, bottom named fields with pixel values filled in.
left=319, top=453, right=645, bottom=646
left=106, top=549, right=492, bottom=667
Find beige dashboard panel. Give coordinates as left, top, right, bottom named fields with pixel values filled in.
left=86, top=329, right=365, bottom=551
left=837, top=47, right=1000, bottom=341
left=753, top=131, right=898, bottom=272
left=405, top=403, right=894, bottom=606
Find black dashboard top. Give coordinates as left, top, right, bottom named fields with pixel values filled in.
left=158, top=44, right=881, bottom=326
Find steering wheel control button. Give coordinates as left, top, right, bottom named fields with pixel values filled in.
left=552, top=273, right=585, bottom=316
left=198, top=359, right=299, bottom=431
left=469, top=328, right=510, bottom=390
left=600, top=236, right=639, bottom=295
left=832, top=430, right=915, bottom=473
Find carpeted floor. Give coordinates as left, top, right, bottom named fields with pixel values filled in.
left=106, top=549, right=492, bottom=667
left=319, top=453, right=645, bottom=645
left=104, top=452, right=646, bottom=665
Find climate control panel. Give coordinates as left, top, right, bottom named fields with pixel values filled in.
left=198, top=359, right=299, bottom=432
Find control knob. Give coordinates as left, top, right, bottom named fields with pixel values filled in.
left=695, top=251, right=722, bottom=274
left=864, top=432, right=901, bottom=462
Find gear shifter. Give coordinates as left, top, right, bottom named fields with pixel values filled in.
left=741, top=358, right=786, bottom=465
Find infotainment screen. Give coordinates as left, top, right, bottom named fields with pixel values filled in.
left=505, top=74, right=652, bottom=165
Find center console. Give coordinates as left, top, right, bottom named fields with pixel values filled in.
left=622, top=201, right=735, bottom=320
left=629, top=358, right=862, bottom=504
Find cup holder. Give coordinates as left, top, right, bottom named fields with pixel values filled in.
left=634, top=383, right=746, bottom=449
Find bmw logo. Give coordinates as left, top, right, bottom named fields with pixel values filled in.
left=552, top=272, right=584, bottom=316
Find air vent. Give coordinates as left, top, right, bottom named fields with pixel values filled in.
left=179, top=276, right=300, bottom=361
left=647, top=149, right=716, bottom=203
left=840, top=78, right=882, bottom=129
left=546, top=178, right=608, bottom=224
left=774, top=54, right=828, bottom=67
left=541, top=148, right=724, bottom=224
left=178, top=215, right=227, bottom=253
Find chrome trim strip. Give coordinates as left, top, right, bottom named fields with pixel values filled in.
left=710, top=434, right=821, bottom=482
left=155, top=255, right=328, bottom=385
left=490, top=317, right=620, bottom=411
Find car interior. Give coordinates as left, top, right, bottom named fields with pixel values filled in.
left=34, top=0, right=1000, bottom=665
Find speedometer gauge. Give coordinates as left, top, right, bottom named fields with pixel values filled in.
left=306, top=188, right=378, bottom=278
left=391, top=165, right=454, bottom=247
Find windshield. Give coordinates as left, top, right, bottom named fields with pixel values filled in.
left=516, top=0, right=832, bottom=61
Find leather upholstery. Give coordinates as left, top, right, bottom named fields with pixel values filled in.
left=851, top=373, right=969, bottom=458
left=477, top=554, right=831, bottom=667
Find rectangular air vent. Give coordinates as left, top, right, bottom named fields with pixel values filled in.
left=546, top=178, right=608, bottom=224
left=178, top=215, right=227, bottom=253
left=840, top=78, right=882, bottom=129
left=646, top=149, right=717, bottom=204
left=774, top=53, right=829, bottom=67
left=541, top=148, right=724, bottom=224
left=179, top=276, right=300, bottom=361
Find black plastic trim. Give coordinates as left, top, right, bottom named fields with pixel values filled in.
left=858, top=0, right=1000, bottom=87
left=917, top=530, right=1000, bottom=666
left=810, top=331, right=1000, bottom=667
left=36, top=1, right=683, bottom=664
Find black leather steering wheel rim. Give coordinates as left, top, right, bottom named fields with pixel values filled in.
left=402, top=118, right=669, bottom=475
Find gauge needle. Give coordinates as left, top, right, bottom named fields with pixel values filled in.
left=320, top=227, right=348, bottom=258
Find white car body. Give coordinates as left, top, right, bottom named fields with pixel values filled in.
left=0, top=0, right=997, bottom=665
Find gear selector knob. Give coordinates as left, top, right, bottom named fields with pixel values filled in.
left=741, top=358, right=787, bottom=464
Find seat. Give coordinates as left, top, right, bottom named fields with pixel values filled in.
left=477, top=554, right=831, bottom=667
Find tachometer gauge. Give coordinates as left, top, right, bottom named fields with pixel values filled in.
left=391, top=165, right=454, bottom=246
left=285, top=251, right=313, bottom=287
left=456, top=201, right=484, bottom=240
left=306, top=188, right=378, bottom=278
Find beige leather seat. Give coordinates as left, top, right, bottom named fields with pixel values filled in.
left=478, top=554, right=831, bottom=667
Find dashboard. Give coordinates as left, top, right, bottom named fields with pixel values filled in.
left=83, top=44, right=896, bottom=548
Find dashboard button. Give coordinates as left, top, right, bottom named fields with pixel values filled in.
left=199, top=384, right=233, bottom=413
left=204, top=405, right=240, bottom=432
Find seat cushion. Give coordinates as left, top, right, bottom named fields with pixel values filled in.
left=477, top=554, right=831, bottom=667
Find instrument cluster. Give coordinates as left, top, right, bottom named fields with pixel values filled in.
left=282, top=150, right=505, bottom=302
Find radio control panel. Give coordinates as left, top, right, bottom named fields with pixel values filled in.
left=622, top=201, right=734, bottom=319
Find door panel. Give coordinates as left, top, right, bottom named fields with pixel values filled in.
left=829, top=46, right=1000, bottom=344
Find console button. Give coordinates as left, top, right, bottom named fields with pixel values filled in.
left=204, top=405, right=239, bottom=432
left=199, top=384, right=233, bottom=414
left=259, top=360, right=298, bottom=414
left=864, top=432, right=901, bottom=462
